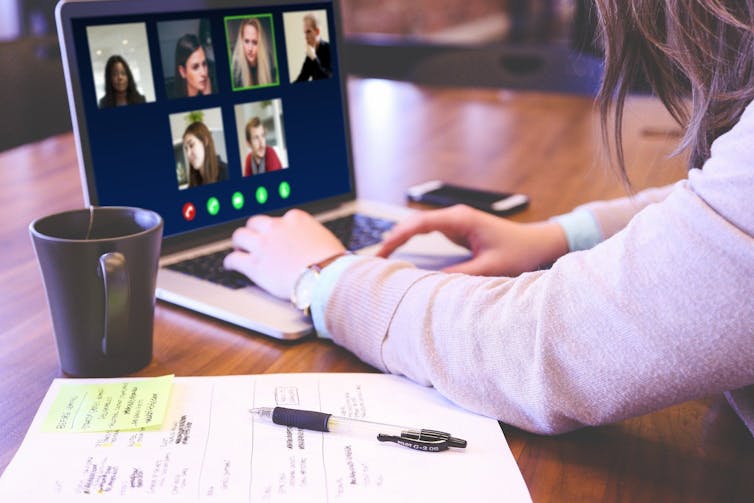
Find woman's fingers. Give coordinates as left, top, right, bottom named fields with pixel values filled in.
left=229, top=224, right=261, bottom=250
left=223, top=249, right=254, bottom=276
left=377, top=205, right=476, bottom=258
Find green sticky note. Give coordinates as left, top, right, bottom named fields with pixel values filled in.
left=41, top=375, right=174, bottom=433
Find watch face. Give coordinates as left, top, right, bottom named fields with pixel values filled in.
left=292, top=268, right=318, bottom=311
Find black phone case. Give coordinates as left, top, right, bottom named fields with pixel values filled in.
left=407, top=184, right=528, bottom=215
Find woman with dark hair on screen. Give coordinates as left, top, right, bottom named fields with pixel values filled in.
left=230, top=17, right=275, bottom=88
left=224, top=0, right=754, bottom=436
left=173, top=34, right=214, bottom=98
left=98, top=55, right=146, bottom=108
left=183, top=121, right=228, bottom=187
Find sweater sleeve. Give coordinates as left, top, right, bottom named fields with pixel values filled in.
left=574, top=184, right=676, bottom=240
left=551, top=184, right=676, bottom=252
left=323, top=102, right=754, bottom=434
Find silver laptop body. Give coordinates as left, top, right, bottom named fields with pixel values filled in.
left=56, top=0, right=467, bottom=340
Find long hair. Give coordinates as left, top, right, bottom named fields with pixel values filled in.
left=183, top=121, right=220, bottom=187
left=174, top=34, right=203, bottom=98
left=100, top=55, right=145, bottom=108
left=594, top=0, right=754, bottom=184
left=231, top=17, right=273, bottom=87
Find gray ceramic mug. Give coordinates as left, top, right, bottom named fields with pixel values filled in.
left=30, top=207, right=163, bottom=377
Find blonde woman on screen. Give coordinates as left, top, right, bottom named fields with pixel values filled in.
left=231, top=17, right=273, bottom=88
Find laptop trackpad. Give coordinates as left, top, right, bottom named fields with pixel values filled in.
left=381, top=231, right=471, bottom=271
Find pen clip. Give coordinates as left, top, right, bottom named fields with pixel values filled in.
left=377, top=429, right=466, bottom=452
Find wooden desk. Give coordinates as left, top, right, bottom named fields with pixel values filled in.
left=1, top=78, right=751, bottom=502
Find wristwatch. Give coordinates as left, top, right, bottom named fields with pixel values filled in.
left=291, top=252, right=350, bottom=316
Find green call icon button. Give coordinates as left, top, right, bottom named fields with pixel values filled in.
left=255, top=186, right=268, bottom=205
left=232, top=191, right=245, bottom=210
left=278, top=181, right=291, bottom=199
left=206, top=196, right=220, bottom=216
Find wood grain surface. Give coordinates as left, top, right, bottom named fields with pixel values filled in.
left=0, top=77, right=751, bottom=502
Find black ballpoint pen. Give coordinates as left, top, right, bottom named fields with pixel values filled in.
left=249, top=406, right=467, bottom=453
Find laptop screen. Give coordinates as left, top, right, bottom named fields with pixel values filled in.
left=58, top=0, right=352, bottom=240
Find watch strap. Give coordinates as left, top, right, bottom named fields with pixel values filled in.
left=309, top=251, right=352, bottom=273
left=291, top=251, right=352, bottom=316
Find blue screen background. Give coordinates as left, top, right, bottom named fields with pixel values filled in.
left=72, top=2, right=352, bottom=237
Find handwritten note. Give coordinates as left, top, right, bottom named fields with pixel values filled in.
left=0, top=374, right=531, bottom=502
left=41, top=375, right=174, bottom=432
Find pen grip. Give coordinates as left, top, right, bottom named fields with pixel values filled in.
left=272, top=407, right=331, bottom=432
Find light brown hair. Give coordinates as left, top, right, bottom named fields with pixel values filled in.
left=245, top=116, right=263, bottom=143
left=594, top=0, right=754, bottom=184
left=183, top=121, right=220, bottom=187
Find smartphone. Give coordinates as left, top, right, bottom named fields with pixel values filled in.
left=406, top=180, right=529, bottom=216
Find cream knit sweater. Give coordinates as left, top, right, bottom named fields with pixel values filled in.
left=318, top=101, right=754, bottom=434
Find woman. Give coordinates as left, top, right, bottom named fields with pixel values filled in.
left=98, top=55, right=146, bottom=108
left=173, top=34, right=214, bottom=98
left=223, top=1, right=754, bottom=434
left=183, top=121, right=228, bottom=187
left=230, top=17, right=274, bottom=88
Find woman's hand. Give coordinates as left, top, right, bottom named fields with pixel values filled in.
left=377, top=205, right=569, bottom=277
left=223, top=209, right=346, bottom=300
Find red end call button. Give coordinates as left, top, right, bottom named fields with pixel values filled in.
left=182, top=202, right=196, bottom=221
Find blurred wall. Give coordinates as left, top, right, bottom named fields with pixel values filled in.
left=0, top=0, right=70, bottom=152
left=0, top=0, right=595, bottom=152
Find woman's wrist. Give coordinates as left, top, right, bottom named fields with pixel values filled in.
left=527, top=221, right=570, bottom=269
left=311, top=254, right=366, bottom=339
left=550, top=209, right=604, bottom=252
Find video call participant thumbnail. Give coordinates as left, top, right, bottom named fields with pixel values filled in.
left=86, top=22, right=155, bottom=108
left=244, top=117, right=282, bottom=176
left=234, top=99, right=288, bottom=177
left=290, top=11, right=332, bottom=83
left=98, top=55, right=146, bottom=108
left=174, top=35, right=214, bottom=98
left=170, top=108, right=229, bottom=190
left=158, top=19, right=218, bottom=99
left=184, top=121, right=229, bottom=187
left=226, top=15, right=279, bottom=90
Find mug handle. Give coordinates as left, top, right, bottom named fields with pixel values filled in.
left=98, top=252, right=130, bottom=356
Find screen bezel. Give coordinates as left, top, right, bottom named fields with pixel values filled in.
left=55, top=0, right=357, bottom=255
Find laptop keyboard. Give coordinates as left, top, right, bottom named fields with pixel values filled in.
left=166, top=213, right=395, bottom=290
left=323, top=213, right=395, bottom=251
left=166, top=248, right=253, bottom=289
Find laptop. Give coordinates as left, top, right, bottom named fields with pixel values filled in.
left=56, top=0, right=469, bottom=339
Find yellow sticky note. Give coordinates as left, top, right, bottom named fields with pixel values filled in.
left=41, top=375, right=174, bottom=433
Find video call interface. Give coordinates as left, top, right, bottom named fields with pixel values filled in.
left=72, top=1, right=350, bottom=237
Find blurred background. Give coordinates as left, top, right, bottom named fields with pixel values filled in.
left=0, top=0, right=601, bottom=152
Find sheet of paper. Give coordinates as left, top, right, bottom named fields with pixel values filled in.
left=0, top=373, right=531, bottom=502
left=41, top=375, right=174, bottom=433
